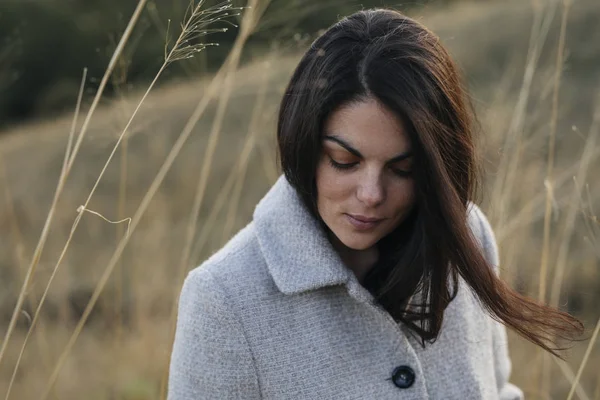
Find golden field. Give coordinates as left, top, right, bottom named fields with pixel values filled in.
left=0, top=0, right=599, bottom=398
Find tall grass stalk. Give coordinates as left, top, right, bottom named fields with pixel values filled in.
left=549, top=100, right=600, bottom=309
left=158, top=146, right=239, bottom=399
left=0, top=159, right=55, bottom=398
left=538, top=0, right=571, bottom=395
left=581, top=186, right=599, bottom=253
left=64, top=68, right=88, bottom=176
left=3, top=66, right=89, bottom=400
left=3, top=1, right=237, bottom=396
left=158, top=3, right=269, bottom=397
left=158, top=53, right=272, bottom=399
left=579, top=185, right=600, bottom=400
left=255, top=128, right=280, bottom=183
left=189, top=156, right=251, bottom=279
left=221, top=58, right=271, bottom=242
left=0, top=157, right=53, bottom=362
left=115, top=106, right=129, bottom=342
left=33, top=2, right=266, bottom=397
left=552, top=357, right=591, bottom=400
left=109, top=52, right=135, bottom=346
left=147, top=2, right=205, bottom=77
left=567, top=317, right=600, bottom=400
left=539, top=0, right=571, bottom=310
left=492, top=4, right=556, bottom=231
left=0, top=0, right=149, bottom=368
left=496, top=148, right=600, bottom=242
left=174, top=0, right=265, bottom=304
left=489, top=1, right=556, bottom=227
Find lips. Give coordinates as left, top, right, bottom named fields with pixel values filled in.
left=348, top=214, right=384, bottom=223
left=344, top=213, right=385, bottom=230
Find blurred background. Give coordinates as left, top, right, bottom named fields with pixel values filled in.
left=0, top=0, right=599, bottom=398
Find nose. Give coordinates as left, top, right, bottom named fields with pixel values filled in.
left=356, top=170, right=385, bottom=207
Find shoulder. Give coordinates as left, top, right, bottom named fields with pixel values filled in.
left=466, top=201, right=500, bottom=270
left=181, top=222, right=275, bottom=307
left=169, top=225, right=263, bottom=398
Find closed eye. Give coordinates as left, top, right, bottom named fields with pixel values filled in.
left=391, top=166, right=412, bottom=177
left=329, top=157, right=412, bottom=177
left=328, top=157, right=358, bottom=170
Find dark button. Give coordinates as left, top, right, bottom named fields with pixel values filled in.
left=392, top=365, right=415, bottom=389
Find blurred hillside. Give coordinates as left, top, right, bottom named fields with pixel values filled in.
left=0, top=0, right=461, bottom=129
left=0, top=0, right=599, bottom=398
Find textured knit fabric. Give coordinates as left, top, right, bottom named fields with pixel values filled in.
left=168, top=175, right=524, bottom=400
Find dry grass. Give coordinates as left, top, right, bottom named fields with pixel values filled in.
left=0, top=0, right=599, bottom=398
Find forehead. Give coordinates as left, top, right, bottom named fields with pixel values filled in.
left=323, top=97, right=410, bottom=154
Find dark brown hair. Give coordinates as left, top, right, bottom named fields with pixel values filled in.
left=277, top=9, right=583, bottom=356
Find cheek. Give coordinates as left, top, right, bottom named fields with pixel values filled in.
left=315, top=162, right=354, bottom=212
left=388, top=179, right=416, bottom=210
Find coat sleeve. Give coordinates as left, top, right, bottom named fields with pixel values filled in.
left=470, top=204, right=524, bottom=400
left=167, top=267, right=261, bottom=399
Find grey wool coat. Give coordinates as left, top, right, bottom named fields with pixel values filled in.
left=168, top=175, right=524, bottom=400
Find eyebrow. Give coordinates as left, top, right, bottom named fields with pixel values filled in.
left=323, top=135, right=413, bottom=163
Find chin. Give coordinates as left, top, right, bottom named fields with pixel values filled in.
left=337, top=233, right=379, bottom=251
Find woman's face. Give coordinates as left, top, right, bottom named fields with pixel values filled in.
left=315, top=97, right=416, bottom=251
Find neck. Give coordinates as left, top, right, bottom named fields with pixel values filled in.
left=327, top=231, right=379, bottom=285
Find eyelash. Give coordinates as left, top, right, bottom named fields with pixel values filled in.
left=328, top=158, right=412, bottom=178
left=328, top=158, right=357, bottom=171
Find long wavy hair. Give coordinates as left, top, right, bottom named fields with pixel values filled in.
left=276, top=8, right=583, bottom=356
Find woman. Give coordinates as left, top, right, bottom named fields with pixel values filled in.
left=168, top=8, right=582, bottom=399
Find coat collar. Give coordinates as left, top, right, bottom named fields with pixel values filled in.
left=253, top=175, right=375, bottom=304
left=253, top=176, right=483, bottom=312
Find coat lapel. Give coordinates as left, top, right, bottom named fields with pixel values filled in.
left=253, top=175, right=353, bottom=295
left=253, top=175, right=407, bottom=307
left=253, top=176, right=483, bottom=323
